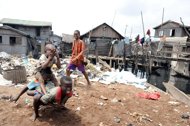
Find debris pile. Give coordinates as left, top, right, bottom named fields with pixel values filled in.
left=0, top=52, right=148, bottom=91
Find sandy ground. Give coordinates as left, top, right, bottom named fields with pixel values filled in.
left=0, top=80, right=190, bottom=126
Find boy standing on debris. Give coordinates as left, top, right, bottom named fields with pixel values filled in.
left=11, top=43, right=61, bottom=102
left=66, top=30, right=91, bottom=86
left=31, top=76, right=73, bottom=121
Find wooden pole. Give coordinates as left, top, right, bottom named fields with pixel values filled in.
left=161, top=8, right=165, bottom=33
left=111, top=11, right=117, bottom=27
left=86, top=30, right=92, bottom=58
left=95, top=41, right=98, bottom=64
left=123, top=25, right=128, bottom=70
left=141, top=11, right=145, bottom=38
left=130, top=27, right=133, bottom=40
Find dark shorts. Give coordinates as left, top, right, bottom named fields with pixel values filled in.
left=67, top=63, right=85, bottom=73
left=35, top=72, right=58, bottom=85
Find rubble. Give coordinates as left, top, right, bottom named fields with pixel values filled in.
left=0, top=94, right=11, bottom=100
left=126, top=123, right=133, bottom=126
left=97, top=102, right=104, bottom=106
left=76, top=107, right=81, bottom=111
left=111, top=98, right=121, bottom=103
left=181, top=113, right=190, bottom=119
left=100, top=95, right=108, bottom=100
left=168, top=101, right=180, bottom=106
left=0, top=52, right=150, bottom=92
left=113, top=116, right=121, bottom=123
left=0, top=74, right=12, bottom=86
left=0, top=52, right=11, bottom=60
left=97, top=70, right=147, bottom=89
left=130, top=112, right=153, bottom=123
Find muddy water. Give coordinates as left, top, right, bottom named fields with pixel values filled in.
left=146, top=67, right=190, bottom=94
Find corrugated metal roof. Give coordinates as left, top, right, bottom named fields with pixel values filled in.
left=0, top=18, right=52, bottom=27
left=153, top=20, right=190, bottom=29
left=81, top=23, right=124, bottom=39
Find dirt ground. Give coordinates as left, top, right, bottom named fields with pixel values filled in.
left=0, top=80, right=190, bottom=126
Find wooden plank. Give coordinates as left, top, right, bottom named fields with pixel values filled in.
left=163, top=82, right=190, bottom=106
left=146, top=83, right=165, bottom=93
left=151, top=55, right=190, bottom=62
left=158, top=51, right=190, bottom=55
left=109, top=59, right=112, bottom=67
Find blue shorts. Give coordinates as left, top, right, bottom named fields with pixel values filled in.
left=27, top=80, right=40, bottom=90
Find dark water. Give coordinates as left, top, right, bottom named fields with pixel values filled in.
left=147, top=68, right=190, bottom=94
left=90, top=58, right=190, bottom=94
left=147, top=67, right=170, bottom=91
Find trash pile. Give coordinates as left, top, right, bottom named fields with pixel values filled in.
left=0, top=51, right=148, bottom=90
left=97, top=70, right=147, bottom=89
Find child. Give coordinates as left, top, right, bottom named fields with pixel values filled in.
left=66, top=30, right=91, bottom=86
left=11, top=43, right=61, bottom=102
left=31, top=76, right=73, bottom=121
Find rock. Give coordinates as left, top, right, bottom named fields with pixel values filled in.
left=0, top=95, right=11, bottom=100
left=168, top=101, right=180, bottom=106
left=114, top=117, right=121, bottom=123
left=76, top=107, right=81, bottom=111
left=181, top=113, right=190, bottom=119
left=126, top=123, right=133, bottom=126
left=111, top=98, right=121, bottom=103
left=158, top=123, right=163, bottom=126
left=97, top=102, right=104, bottom=106
left=0, top=52, right=11, bottom=60
left=99, top=122, right=104, bottom=126
left=173, top=109, right=180, bottom=113
left=152, top=109, right=158, bottom=113
left=100, top=95, right=108, bottom=100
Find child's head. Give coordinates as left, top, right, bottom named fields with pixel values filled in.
left=60, top=76, right=72, bottom=91
left=45, top=44, right=56, bottom=56
left=74, top=30, right=80, bottom=40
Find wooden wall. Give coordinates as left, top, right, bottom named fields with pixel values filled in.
left=154, top=22, right=185, bottom=37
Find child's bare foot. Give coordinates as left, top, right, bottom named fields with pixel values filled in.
left=87, top=81, right=91, bottom=86
left=30, top=113, right=39, bottom=121
left=86, top=83, right=91, bottom=89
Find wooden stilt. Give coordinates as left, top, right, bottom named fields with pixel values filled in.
left=109, top=59, right=112, bottom=67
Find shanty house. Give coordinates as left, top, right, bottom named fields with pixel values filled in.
left=61, top=33, right=73, bottom=55
left=81, top=23, right=124, bottom=56
left=0, top=25, right=35, bottom=55
left=153, top=20, right=190, bottom=92
left=154, top=20, right=190, bottom=38
left=0, top=18, right=52, bottom=54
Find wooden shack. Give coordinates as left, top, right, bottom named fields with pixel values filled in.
left=61, top=33, right=73, bottom=55
left=81, top=23, right=124, bottom=56
left=0, top=18, right=52, bottom=54
left=152, top=20, right=190, bottom=93
left=0, top=25, right=35, bottom=55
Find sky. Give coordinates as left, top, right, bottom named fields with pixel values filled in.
left=0, top=0, right=190, bottom=39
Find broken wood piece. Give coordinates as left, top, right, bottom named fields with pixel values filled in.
left=98, top=57, right=112, bottom=71
left=163, top=82, right=190, bottom=106
left=108, top=45, right=113, bottom=57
